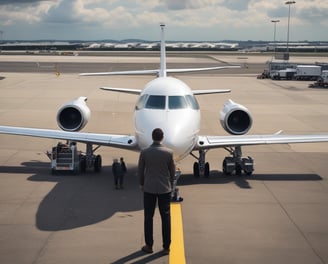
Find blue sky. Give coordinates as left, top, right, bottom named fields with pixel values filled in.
left=0, top=0, right=327, bottom=41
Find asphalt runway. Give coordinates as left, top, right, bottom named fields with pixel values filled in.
left=0, top=53, right=328, bottom=264
left=1, top=52, right=324, bottom=75
left=0, top=52, right=261, bottom=75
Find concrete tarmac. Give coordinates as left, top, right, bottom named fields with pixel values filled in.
left=0, top=53, right=328, bottom=264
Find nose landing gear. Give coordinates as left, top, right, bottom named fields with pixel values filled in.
left=191, top=150, right=210, bottom=178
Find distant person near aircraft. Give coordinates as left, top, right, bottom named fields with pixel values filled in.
left=112, top=158, right=121, bottom=190
left=119, top=157, right=127, bottom=189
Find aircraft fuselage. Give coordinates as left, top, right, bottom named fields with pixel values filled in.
left=134, top=76, right=200, bottom=161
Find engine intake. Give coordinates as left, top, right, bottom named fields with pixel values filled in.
left=220, top=99, right=252, bottom=135
left=57, top=97, right=91, bottom=132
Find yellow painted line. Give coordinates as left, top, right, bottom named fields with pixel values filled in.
left=170, top=203, right=186, bottom=264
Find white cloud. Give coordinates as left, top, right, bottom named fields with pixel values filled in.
left=0, top=0, right=327, bottom=40
left=0, top=0, right=54, bottom=25
left=159, top=0, right=220, bottom=10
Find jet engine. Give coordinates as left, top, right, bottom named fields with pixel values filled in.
left=57, top=97, right=91, bottom=132
left=220, top=99, right=252, bottom=135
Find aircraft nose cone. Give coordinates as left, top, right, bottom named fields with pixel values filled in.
left=162, top=127, right=195, bottom=161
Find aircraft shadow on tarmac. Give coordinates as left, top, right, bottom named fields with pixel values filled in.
left=0, top=160, right=323, bottom=231
left=177, top=171, right=323, bottom=190
left=0, top=160, right=143, bottom=231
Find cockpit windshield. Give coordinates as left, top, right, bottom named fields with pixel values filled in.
left=168, top=96, right=188, bottom=109
left=135, top=94, right=200, bottom=110
left=185, top=95, right=200, bottom=110
left=135, top=94, right=148, bottom=110
left=145, top=95, right=166, bottom=109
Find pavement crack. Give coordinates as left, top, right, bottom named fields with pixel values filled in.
left=262, top=181, right=325, bottom=264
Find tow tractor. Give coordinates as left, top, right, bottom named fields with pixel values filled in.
left=309, top=70, right=328, bottom=88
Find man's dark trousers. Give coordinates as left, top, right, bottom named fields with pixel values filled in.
left=144, top=192, right=171, bottom=250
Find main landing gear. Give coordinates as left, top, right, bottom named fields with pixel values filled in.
left=222, top=146, right=253, bottom=176
left=79, top=143, right=102, bottom=173
left=191, top=146, right=254, bottom=177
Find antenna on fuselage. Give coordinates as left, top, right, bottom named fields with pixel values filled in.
left=159, top=23, right=167, bottom=78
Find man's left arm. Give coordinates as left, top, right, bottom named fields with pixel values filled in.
left=138, top=153, right=145, bottom=188
left=169, top=154, right=175, bottom=188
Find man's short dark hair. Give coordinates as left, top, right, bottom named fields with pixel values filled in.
left=152, top=128, right=164, bottom=141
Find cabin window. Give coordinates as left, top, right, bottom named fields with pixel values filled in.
left=145, top=95, right=166, bottom=109
left=135, top=94, right=148, bottom=110
left=169, top=96, right=188, bottom=109
left=185, top=95, right=200, bottom=110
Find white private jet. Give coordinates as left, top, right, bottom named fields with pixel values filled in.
left=1, top=24, right=328, bottom=179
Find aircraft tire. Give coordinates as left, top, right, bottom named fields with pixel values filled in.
left=222, top=159, right=231, bottom=176
left=235, top=164, right=242, bottom=176
left=193, top=162, right=200, bottom=178
left=94, top=155, right=102, bottom=173
left=204, top=162, right=210, bottom=178
left=80, top=156, right=87, bottom=173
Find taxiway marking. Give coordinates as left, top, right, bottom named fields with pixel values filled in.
left=170, top=203, right=186, bottom=264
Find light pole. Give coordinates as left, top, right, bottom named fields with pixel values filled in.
left=285, top=1, right=296, bottom=59
left=271, top=20, right=280, bottom=60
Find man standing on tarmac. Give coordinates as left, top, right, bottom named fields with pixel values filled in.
left=138, top=128, right=175, bottom=255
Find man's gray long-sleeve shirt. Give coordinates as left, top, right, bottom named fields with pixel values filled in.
left=138, top=142, right=175, bottom=194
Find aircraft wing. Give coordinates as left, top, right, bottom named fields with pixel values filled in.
left=100, top=87, right=142, bottom=95
left=100, top=87, right=231, bottom=95
left=193, top=89, right=231, bottom=95
left=0, top=126, right=138, bottom=150
left=195, top=133, right=328, bottom=150
left=80, top=69, right=160, bottom=76
left=80, top=65, right=240, bottom=76
left=166, top=65, right=240, bottom=73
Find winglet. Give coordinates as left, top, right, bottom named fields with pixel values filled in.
left=159, top=23, right=167, bottom=78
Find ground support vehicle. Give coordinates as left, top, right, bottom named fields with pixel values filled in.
left=47, top=142, right=81, bottom=174
left=308, top=70, right=328, bottom=88
left=257, top=69, right=270, bottom=79
left=294, top=65, right=322, bottom=81
left=270, top=68, right=297, bottom=80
